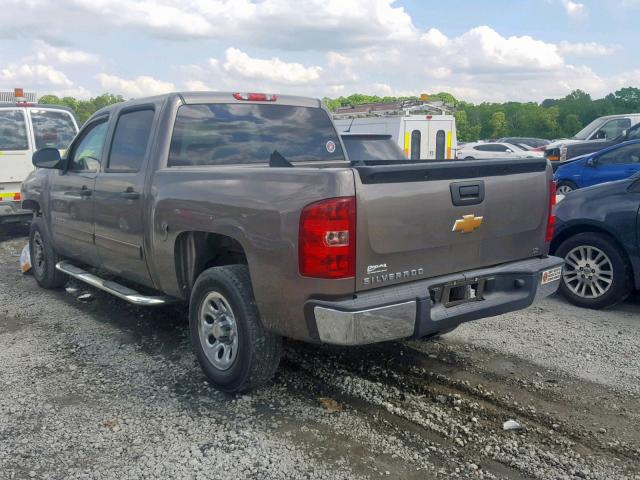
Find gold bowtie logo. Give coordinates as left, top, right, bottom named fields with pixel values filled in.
left=452, top=214, right=483, bottom=233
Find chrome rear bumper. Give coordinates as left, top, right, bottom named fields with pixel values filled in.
left=314, top=301, right=416, bottom=346
left=308, top=256, right=564, bottom=346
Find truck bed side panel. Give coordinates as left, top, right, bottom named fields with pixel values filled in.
left=148, top=166, right=356, bottom=340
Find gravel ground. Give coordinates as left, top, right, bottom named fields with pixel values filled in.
left=1, top=224, right=639, bottom=480
left=446, top=296, right=640, bottom=396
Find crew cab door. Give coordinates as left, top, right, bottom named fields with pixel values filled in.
left=582, top=143, right=640, bottom=187
left=93, top=107, right=155, bottom=286
left=50, top=117, right=108, bottom=263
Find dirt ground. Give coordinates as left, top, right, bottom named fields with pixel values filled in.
left=0, top=224, right=638, bottom=480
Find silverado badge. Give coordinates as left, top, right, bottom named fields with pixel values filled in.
left=452, top=214, right=483, bottom=234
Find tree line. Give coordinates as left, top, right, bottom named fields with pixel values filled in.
left=325, top=88, right=640, bottom=141
left=39, top=87, right=640, bottom=142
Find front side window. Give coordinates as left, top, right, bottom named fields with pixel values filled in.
left=598, top=144, right=640, bottom=165
left=30, top=109, right=77, bottom=150
left=68, top=120, right=109, bottom=172
left=595, top=118, right=631, bottom=140
left=168, top=104, right=344, bottom=166
left=0, top=109, right=29, bottom=150
left=108, top=109, right=155, bottom=172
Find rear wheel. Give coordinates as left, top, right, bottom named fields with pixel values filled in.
left=463, top=156, right=475, bottom=160
left=189, top=265, right=281, bottom=392
left=29, top=216, right=67, bottom=289
left=556, top=180, right=578, bottom=195
left=556, top=232, right=632, bottom=309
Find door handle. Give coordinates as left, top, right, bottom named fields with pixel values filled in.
left=79, top=185, right=92, bottom=197
left=122, top=188, right=140, bottom=200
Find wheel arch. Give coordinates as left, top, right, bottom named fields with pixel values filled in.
left=173, top=230, right=249, bottom=299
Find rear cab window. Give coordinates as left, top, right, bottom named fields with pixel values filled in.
left=341, top=135, right=406, bottom=161
left=0, top=109, right=29, bottom=150
left=168, top=104, right=344, bottom=166
left=29, top=109, right=77, bottom=150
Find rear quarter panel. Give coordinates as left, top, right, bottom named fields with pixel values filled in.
left=148, top=166, right=356, bottom=340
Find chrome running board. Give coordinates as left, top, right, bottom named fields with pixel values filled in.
left=56, top=261, right=172, bottom=306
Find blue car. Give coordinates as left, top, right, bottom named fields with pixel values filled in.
left=554, top=139, right=640, bottom=195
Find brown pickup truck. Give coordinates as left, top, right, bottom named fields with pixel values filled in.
left=21, top=91, right=563, bottom=392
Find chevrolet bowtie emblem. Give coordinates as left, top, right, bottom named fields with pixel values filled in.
left=452, top=214, right=483, bottom=233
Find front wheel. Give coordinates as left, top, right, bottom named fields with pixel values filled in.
left=556, top=181, right=578, bottom=195
left=189, top=265, right=281, bottom=393
left=556, top=232, right=632, bottom=309
left=29, top=216, right=67, bottom=289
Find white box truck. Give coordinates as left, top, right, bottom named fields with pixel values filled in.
left=332, top=99, right=457, bottom=160
left=0, top=89, right=78, bottom=223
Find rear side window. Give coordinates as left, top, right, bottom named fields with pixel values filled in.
left=108, top=109, right=155, bottom=172
left=627, top=125, right=640, bottom=141
left=168, top=104, right=344, bottom=166
left=30, top=109, right=77, bottom=149
left=0, top=110, right=28, bottom=150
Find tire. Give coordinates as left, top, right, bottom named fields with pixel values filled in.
left=556, top=180, right=578, bottom=195
left=29, top=216, right=67, bottom=289
left=189, top=265, right=281, bottom=393
left=556, top=232, right=632, bottom=309
left=463, top=156, right=475, bottom=160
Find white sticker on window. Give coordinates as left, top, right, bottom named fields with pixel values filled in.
left=326, top=140, right=336, bottom=153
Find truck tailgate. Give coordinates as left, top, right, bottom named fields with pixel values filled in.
left=353, top=159, right=552, bottom=291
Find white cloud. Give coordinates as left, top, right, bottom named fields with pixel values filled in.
left=560, top=0, right=586, bottom=17
left=222, top=48, right=322, bottom=85
left=33, top=40, right=99, bottom=64
left=95, top=73, right=175, bottom=97
left=558, top=41, right=618, bottom=56
left=0, top=64, right=73, bottom=88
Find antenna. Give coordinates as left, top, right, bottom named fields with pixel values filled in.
left=343, top=117, right=355, bottom=133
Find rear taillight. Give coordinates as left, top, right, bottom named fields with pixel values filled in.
left=299, top=197, right=356, bottom=279
left=545, top=181, right=556, bottom=243
left=232, top=92, right=277, bottom=101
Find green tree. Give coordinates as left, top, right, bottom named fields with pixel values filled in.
left=562, top=113, right=583, bottom=138
left=39, top=93, right=124, bottom=124
left=489, top=111, right=508, bottom=138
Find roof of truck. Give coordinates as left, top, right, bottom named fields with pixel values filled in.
left=91, top=91, right=323, bottom=119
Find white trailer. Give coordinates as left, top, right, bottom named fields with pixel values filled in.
left=332, top=99, right=457, bottom=160
left=0, top=89, right=78, bottom=223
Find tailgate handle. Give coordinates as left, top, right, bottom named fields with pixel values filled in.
left=450, top=181, right=485, bottom=206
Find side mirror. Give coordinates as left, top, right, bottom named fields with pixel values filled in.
left=32, top=148, right=63, bottom=169
left=594, top=130, right=606, bottom=140
left=506, top=149, right=513, bottom=153
left=587, top=157, right=596, bottom=167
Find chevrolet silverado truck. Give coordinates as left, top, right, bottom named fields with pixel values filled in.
left=21, top=91, right=563, bottom=392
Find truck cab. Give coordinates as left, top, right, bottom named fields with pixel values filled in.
left=0, top=89, right=78, bottom=223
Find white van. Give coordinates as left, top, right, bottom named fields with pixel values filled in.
left=0, top=91, right=78, bottom=223
left=334, top=115, right=457, bottom=160
left=332, top=99, right=457, bottom=160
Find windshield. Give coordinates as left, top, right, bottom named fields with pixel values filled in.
left=572, top=118, right=605, bottom=140
left=30, top=109, right=77, bottom=149
left=341, top=135, right=406, bottom=161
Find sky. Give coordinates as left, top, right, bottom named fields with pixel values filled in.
left=0, top=0, right=638, bottom=104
